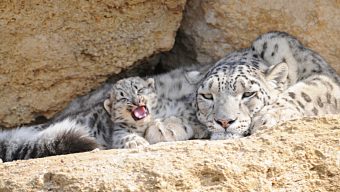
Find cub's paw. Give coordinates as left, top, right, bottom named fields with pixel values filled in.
left=123, top=135, right=150, bottom=149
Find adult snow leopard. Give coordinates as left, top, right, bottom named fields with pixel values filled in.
left=0, top=66, right=208, bottom=162
left=196, top=32, right=339, bottom=140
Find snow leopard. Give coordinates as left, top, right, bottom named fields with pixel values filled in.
left=57, top=64, right=212, bottom=118
left=196, top=32, right=339, bottom=140
left=103, top=76, right=208, bottom=148
left=0, top=66, right=209, bottom=162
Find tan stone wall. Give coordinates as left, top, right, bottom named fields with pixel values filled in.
left=0, top=115, right=339, bottom=191
left=163, top=0, right=340, bottom=73
left=0, top=0, right=186, bottom=127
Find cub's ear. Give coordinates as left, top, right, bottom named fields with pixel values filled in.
left=103, top=99, right=112, bottom=114
left=185, top=71, right=204, bottom=84
left=103, top=91, right=115, bottom=114
left=265, top=62, right=289, bottom=90
left=146, top=78, right=155, bottom=89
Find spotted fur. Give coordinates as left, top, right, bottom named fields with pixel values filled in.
left=196, top=32, right=339, bottom=140
left=104, top=77, right=208, bottom=148
left=196, top=49, right=280, bottom=139
left=0, top=66, right=209, bottom=161
left=251, top=31, right=339, bottom=85
left=0, top=118, right=99, bottom=162
left=250, top=31, right=340, bottom=131
left=57, top=64, right=211, bottom=118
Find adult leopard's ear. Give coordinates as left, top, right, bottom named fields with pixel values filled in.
left=185, top=71, right=204, bottom=84
left=265, top=62, right=289, bottom=91
left=146, top=78, right=155, bottom=89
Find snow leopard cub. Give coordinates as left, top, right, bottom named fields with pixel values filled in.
left=104, top=76, right=208, bottom=148
left=57, top=64, right=212, bottom=118
left=0, top=67, right=209, bottom=162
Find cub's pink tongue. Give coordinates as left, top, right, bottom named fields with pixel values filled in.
left=132, top=106, right=148, bottom=120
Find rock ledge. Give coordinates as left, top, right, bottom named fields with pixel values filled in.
left=0, top=115, right=339, bottom=191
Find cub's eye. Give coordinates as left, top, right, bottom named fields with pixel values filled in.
left=242, top=91, right=256, bottom=99
left=200, top=93, right=213, bottom=100
left=118, top=98, right=128, bottom=102
left=137, top=88, right=146, bottom=94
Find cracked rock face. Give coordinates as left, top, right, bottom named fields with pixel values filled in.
left=162, top=0, right=340, bottom=73
left=0, top=115, right=339, bottom=191
left=0, top=0, right=186, bottom=127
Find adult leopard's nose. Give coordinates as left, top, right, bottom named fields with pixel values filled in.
left=214, top=118, right=237, bottom=129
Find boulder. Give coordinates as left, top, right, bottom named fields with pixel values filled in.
left=162, top=0, right=340, bottom=73
left=0, top=115, right=339, bottom=191
left=0, top=0, right=186, bottom=127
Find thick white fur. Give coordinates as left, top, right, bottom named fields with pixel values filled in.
left=1, top=118, right=91, bottom=160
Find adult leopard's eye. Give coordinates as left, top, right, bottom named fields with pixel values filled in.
left=200, top=93, right=213, bottom=100
left=242, top=91, right=256, bottom=99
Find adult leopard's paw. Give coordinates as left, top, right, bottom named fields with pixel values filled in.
left=145, top=119, right=177, bottom=144
left=251, top=113, right=278, bottom=134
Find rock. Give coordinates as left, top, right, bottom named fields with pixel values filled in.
left=0, top=0, right=186, bottom=127
left=161, top=0, right=340, bottom=73
left=0, top=115, right=339, bottom=191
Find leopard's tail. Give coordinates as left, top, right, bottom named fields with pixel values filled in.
left=0, top=118, right=98, bottom=162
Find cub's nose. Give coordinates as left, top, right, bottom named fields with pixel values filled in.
left=132, top=96, right=146, bottom=106
left=215, top=118, right=237, bottom=129
left=132, top=97, right=141, bottom=106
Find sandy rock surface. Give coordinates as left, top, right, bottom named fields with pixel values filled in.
left=0, top=115, right=339, bottom=191
left=0, top=0, right=186, bottom=127
left=162, top=0, right=340, bottom=73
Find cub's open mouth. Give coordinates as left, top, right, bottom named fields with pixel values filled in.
left=131, top=106, right=149, bottom=121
